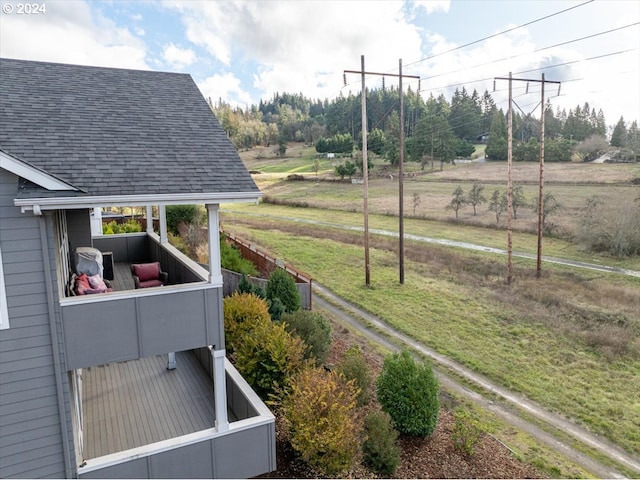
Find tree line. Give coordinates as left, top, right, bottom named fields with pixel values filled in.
left=211, top=87, right=639, bottom=164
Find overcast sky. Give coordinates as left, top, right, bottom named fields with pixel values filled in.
left=1, top=0, right=639, bottom=127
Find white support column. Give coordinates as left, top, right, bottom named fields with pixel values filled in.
left=90, top=207, right=103, bottom=236
left=146, top=205, right=154, bottom=234
left=159, top=205, right=168, bottom=244
left=206, top=204, right=223, bottom=285
left=212, top=348, right=229, bottom=432
left=167, top=352, right=176, bottom=370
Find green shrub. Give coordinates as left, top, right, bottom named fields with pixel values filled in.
left=451, top=408, right=484, bottom=457
left=237, top=274, right=266, bottom=299
left=281, top=310, right=332, bottom=365
left=362, top=410, right=400, bottom=475
left=266, top=267, right=301, bottom=314
left=233, top=315, right=307, bottom=400
left=268, top=296, right=286, bottom=321
left=223, top=292, right=271, bottom=355
left=166, top=205, right=198, bottom=235
left=102, top=219, right=142, bottom=234
left=220, top=234, right=258, bottom=276
left=281, top=368, right=361, bottom=476
left=376, top=350, right=440, bottom=437
left=168, top=232, right=188, bottom=255
left=337, top=345, right=372, bottom=406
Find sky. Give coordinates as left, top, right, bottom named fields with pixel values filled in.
left=1, top=0, right=639, bottom=128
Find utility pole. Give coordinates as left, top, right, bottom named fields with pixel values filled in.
left=495, top=73, right=560, bottom=284
left=360, top=55, right=371, bottom=287
left=399, top=58, right=405, bottom=284
left=507, top=73, right=513, bottom=285
left=344, top=58, right=419, bottom=287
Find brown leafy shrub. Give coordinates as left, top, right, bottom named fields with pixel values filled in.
left=281, top=368, right=361, bottom=476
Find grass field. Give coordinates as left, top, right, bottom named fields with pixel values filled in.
left=221, top=215, right=640, bottom=459
left=241, top=143, right=640, bottom=238
left=228, top=143, right=640, bottom=459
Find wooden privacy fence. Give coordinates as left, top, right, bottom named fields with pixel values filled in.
left=221, top=230, right=313, bottom=310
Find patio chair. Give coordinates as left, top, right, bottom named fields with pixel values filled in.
left=131, top=262, right=168, bottom=289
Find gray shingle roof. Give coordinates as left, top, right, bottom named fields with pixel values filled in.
left=0, top=58, right=259, bottom=199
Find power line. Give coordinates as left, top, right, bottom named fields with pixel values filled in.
left=343, top=1, right=597, bottom=90
left=418, top=48, right=636, bottom=96
left=404, top=0, right=595, bottom=69
left=417, top=23, right=639, bottom=84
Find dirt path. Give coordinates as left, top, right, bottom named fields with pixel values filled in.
left=223, top=210, right=640, bottom=278
left=313, top=283, right=640, bottom=479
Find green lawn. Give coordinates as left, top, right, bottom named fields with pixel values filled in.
left=223, top=202, right=640, bottom=271
left=222, top=215, right=640, bottom=459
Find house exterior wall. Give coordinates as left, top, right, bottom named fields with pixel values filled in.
left=66, top=209, right=92, bottom=262
left=0, top=168, right=75, bottom=478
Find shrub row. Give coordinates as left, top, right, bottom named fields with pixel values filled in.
left=224, top=292, right=441, bottom=477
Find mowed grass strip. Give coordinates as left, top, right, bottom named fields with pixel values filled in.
left=223, top=202, right=640, bottom=271
left=224, top=222, right=640, bottom=457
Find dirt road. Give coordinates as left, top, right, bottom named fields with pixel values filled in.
left=313, top=283, right=640, bottom=478
left=223, top=209, right=640, bottom=278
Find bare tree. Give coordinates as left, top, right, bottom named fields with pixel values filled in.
left=412, top=193, right=422, bottom=215
left=489, top=189, right=507, bottom=224
left=467, top=183, right=486, bottom=216
left=447, top=186, right=467, bottom=219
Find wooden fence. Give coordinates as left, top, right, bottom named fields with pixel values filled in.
left=221, top=230, right=313, bottom=310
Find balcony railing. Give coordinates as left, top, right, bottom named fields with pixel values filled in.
left=60, top=233, right=224, bottom=370
left=77, top=355, right=276, bottom=479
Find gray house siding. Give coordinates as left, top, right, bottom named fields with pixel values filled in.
left=67, top=209, right=92, bottom=265
left=0, top=168, right=75, bottom=478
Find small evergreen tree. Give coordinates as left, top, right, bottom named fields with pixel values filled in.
left=266, top=267, right=301, bottom=315
left=376, top=350, right=439, bottom=437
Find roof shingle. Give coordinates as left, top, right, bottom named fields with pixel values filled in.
left=0, top=58, right=259, bottom=199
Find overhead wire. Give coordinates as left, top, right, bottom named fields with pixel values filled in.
left=343, top=0, right=597, bottom=89
left=403, top=0, right=596, bottom=69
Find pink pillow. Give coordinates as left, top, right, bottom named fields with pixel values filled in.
left=133, top=262, right=160, bottom=282
left=75, top=274, right=91, bottom=295
left=88, top=274, right=108, bottom=292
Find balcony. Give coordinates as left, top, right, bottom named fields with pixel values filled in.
left=62, top=231, right=276, bottom=478
left=60, top=232, right=224, bottom=371
left=77, top=352, right=275, bottom=479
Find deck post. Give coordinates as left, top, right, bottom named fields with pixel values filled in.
left=146, top=205, right=154, bottom=234
left=206, top=204, right=223, bottom=285
left=159, top=205, right=168, bottom=244
left=167, top=352, right=176, bottom=370
left=212, top=348, right=229, bottom=432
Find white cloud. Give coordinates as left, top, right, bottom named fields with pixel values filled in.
left=166, top=1, right=426, bottom=101
left=412, top=0, right=450, bottom=15
left=0, top=0, right=149, bottom=69
left=198, top=72, right=254, bottom=108
left=163, top=43, right=196, bottom=69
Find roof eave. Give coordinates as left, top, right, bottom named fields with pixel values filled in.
left=15, top=191, right=263, bottom=212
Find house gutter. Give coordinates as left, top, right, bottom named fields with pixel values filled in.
left=39, top=214, right=74, bottom=478
left=16, top=191, right=263, bottom=212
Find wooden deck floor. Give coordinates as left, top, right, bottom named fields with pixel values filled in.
left=82, top=351, right=217, bottom=459
left=112, top=262, right=135, bottom=291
